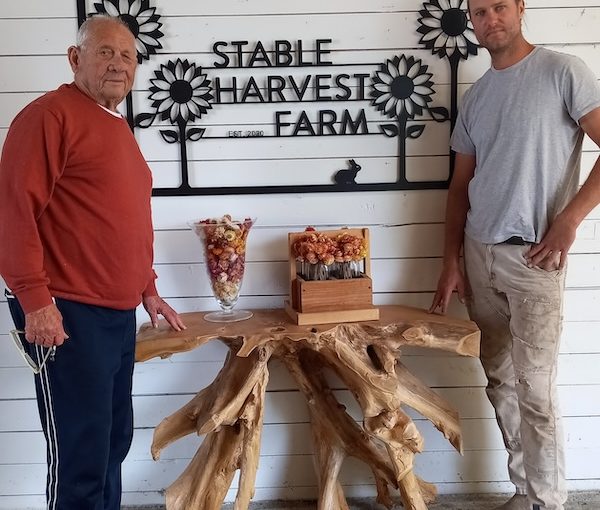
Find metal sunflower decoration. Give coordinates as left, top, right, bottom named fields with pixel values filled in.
left=371, top=55, right=449, bottom=184
left=135, top=59, right=214, bottom=191
left=92, top=0, right=164, bottom=63
left=417, top=0, right=478, bottom=128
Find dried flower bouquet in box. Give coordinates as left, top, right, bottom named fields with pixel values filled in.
left=292, top=227, right=368, bottom=281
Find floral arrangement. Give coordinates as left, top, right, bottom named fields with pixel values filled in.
left=193, top=215, right=254, bottom=306
left=292, top=227, right=367, bottom=280
left=292, top=229, right=337, bottom=266
left=335, top=232, right=368, bottom=262
left=293, top=227, right=367, bottom=264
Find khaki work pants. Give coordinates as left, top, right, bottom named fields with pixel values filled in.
left=464, top=235, right=567, bottom=510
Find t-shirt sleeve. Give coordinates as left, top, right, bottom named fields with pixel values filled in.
left=450, top=108, right=476, bottom=155
left=563, top=56, right=600, bottom=123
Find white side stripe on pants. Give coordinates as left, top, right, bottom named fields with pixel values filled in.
left=36, top=345, right=59, bottom=510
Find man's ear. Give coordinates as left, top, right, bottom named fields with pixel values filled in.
left=67, top=46, right=80, bottom=72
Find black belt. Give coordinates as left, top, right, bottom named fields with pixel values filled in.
left=500, top=236, right=530, bottom=245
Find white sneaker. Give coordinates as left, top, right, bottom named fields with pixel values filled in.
left=492, top=494, right=530, bottom=510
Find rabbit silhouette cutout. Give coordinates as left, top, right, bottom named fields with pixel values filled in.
left=334, top=159, right=362, bottom=185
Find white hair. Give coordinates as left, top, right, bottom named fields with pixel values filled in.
left=76, top=14, right=131, bottom=48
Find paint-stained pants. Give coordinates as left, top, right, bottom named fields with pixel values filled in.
left=464, top=235, right=567, bottom=510
left=7, top=294, right=136, bottom=510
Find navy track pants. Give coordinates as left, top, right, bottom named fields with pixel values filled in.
left=7, top=292, right=136, bottom=510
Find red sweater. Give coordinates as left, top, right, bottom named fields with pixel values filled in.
left=0, top=83, right=157, bottom=314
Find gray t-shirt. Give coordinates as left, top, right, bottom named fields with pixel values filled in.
left=451, top=46, right=600, bottom=244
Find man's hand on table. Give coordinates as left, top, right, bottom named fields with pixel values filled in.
left=143, top=295, right=186, bottom=331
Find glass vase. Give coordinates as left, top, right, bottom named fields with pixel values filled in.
left=336, top=260, right=363, bottom=279
left=191, top=217, right=255, bottom=322
left=297, top=261, right=329, bottom=281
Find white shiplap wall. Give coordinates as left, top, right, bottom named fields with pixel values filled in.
left=1, top=1, right=600, bottom=508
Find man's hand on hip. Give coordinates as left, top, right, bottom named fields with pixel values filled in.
left=25, top=303, right=69, bottom=347
left=143, top=295, right=186, bottom=331
left=526, top=213, right=577, bottom=270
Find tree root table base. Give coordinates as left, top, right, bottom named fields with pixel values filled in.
left=136, top=305, right=480, bottom=510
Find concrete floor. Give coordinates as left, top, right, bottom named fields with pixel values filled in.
left=127, top=491, right=600, bottom=509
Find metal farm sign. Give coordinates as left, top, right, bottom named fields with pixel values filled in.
left=77, top=0, right=478, bottom=195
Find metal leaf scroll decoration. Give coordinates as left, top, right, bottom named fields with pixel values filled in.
left=74, top=1, right=478, bottom=195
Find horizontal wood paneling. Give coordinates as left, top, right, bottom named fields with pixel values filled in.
left=3, top=352, right=600, bottom=401
left=2, top=9, right=600, bottom=57
left=6, top=324, right=600, bottom=369
left=136, top=288, right=600, bottom=322
left=2, top=448, right=600, bottom=497
left=149, top=252, right=600, bottom=295
left=3, top=382, right=600, bottom=435
left=1, top=43, right=599, bottom=96
left=5, top=415, right=600, bottom=467
left=152, top=220, right=600, bottom=263
left=3, top=0, right=600, bottom=20
left=2, top=1, right=600, bottom=506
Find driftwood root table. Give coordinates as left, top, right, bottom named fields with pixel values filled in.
left=136, top=305, right=480, bottom=510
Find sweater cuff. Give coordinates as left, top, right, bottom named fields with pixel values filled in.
left=16, top=286, right=53, bottom=315
left=142, top=278, right=158, bottom=298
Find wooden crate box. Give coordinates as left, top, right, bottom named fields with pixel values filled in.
left=285, top=228, right=379, bottom=325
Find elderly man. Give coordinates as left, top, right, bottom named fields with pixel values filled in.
left=430, top=1, right=600, bottom=509
left=0, top=15, right=185, bottom=510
